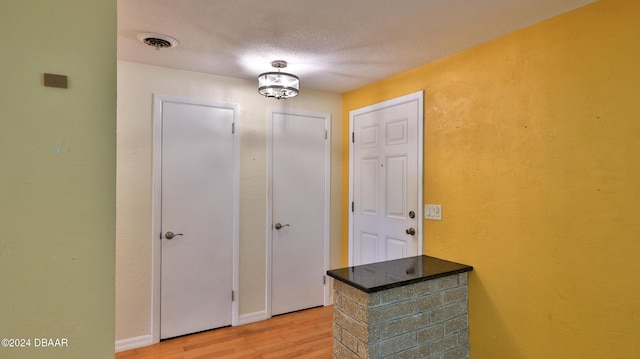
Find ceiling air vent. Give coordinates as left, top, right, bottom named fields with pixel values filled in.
left=137, top=33, right=179, bottom=50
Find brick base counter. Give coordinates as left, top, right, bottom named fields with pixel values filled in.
left=327, top=256, right=473, bottom=359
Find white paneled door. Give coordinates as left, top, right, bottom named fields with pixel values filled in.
left=159, top=99, right=236, bottom=339
left=270, top=110, right=329, bottom=316
left=350, top=92, right=423, bottom=266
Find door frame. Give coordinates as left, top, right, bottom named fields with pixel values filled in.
left=348, top=91, right=424, bottom=266
left=150, top=94, right=240, bottom=344
left=266, top=108, right=332, bottom=318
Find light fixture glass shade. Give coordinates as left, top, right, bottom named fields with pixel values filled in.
left=258, top=71, right=299, bottom=99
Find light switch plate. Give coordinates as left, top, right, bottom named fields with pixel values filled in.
left=425, top=204, right=442, bottom=220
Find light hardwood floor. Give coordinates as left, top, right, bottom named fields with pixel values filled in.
left=116, top=306, right=333, bottom=359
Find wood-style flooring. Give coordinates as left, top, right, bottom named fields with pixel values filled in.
left=116, top=306, right=333, bottom=359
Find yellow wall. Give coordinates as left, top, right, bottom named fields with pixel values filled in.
left=0, top=1, right=116, bottom=358
left=342, top=0, right=640, bottom=357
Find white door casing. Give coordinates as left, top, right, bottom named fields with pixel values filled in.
left=349, top=91, right=424, bottom=266
left=267, top=109, right=330, bottom=316
left=151, top=95, right=240, bottom=342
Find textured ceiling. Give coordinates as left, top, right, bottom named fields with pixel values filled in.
left=118, top=0, right=596, bottom=94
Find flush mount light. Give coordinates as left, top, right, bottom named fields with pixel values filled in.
left=258, top=60, right=299, bottom=99
left=137, top=32, right=179, bottom=50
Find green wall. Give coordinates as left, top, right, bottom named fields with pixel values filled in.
left=0, top=1, right=116, bottom=358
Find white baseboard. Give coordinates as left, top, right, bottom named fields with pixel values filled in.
left=326, top=296, right=334, bottom=306
left=115, top=334, right=153, bottom=352
left=238, top=310, right=269, bottom=325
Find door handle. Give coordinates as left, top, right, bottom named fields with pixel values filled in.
left=164, top=231, right=183, bottom=240
left=405, top=227, right=416, bottom=236
left=274, top=223, right=290, bottom=230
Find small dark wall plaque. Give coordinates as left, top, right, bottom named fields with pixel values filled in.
left=44, top=73, right=68, bottom=89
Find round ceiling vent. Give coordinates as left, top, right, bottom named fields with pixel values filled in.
left=137, top=33, right=179, bottom=50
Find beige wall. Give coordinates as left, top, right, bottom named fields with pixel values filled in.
left=116, top=61, right=342, bottom=341
left=1, top=1, right=116, bottom=358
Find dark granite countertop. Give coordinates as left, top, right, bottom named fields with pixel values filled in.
left=326, top=255, right=473, bottom=293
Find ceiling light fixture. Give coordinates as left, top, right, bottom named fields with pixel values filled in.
left=258, top=60, right=299, bottom=99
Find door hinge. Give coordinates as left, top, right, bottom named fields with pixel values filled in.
left=351, top=201, right=354, bottom=212
left=232, top=122, right=235, bottom=134
left=231, top=290, right=235, bottom=301
left=323, top=276, right=326, bottom=285
left=325, top=129, right=328, bottom=140
left=352, top=132, right=355, bottom=143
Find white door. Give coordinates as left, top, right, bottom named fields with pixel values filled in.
left=270, top=110, right=329, bottom=316
left=160, top=99, right=236, bottom=339
left=350, top=91, right=423, bottom=266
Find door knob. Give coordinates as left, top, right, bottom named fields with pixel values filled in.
left=274, top=223, right=290, bottom=230
left=164, top=231, right=183, bottom=240
left=405, top=227, right=416, bottom=236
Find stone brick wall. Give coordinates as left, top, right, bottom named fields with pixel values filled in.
left=333, top=273, right=469, bottom=359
